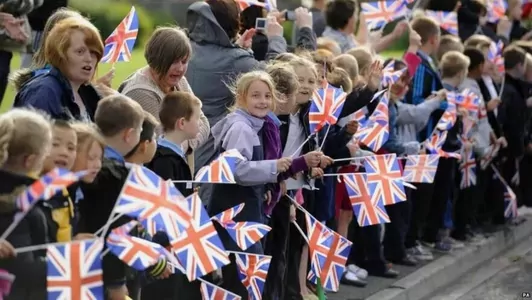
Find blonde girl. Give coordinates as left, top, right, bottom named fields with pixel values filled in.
left=0, top=108, right=52, bottom=299
left=71, top=122, right=104, bottom=183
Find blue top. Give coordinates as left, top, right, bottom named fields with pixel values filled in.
left=104, top=146, right=125, bottom=163
left=157, top=138, right=186, bottom=159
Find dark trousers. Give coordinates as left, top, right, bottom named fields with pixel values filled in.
left=348, top=221, right=386, bottom=273
left=284, top=207, right=305, bottom=300
left=519, top=155, right=532, bottom=207
left=474, top=164, right=491, bottom=227
left=405, top=183, right=435, bottom=248
left=0, top=50, right=12, bottom=105
left=263, top=197, right=291, bottom=300
left=453, top=185, right=475, bottom=238
left=423, top=158, right=457, bottom=243
left=383, top=200, right=411, bottom=261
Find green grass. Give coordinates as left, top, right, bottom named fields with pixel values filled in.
left=1, top=48, right=403, bottom=114
left=1, top=48, right=147, bottom=113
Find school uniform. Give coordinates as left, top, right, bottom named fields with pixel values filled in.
left=142, top=137, right=200, bottom=300
left=38, top=186, right=75, bottom=243
left=0, top=170, right=47, bottom=300
left=79, top=146, right=167, bottom=299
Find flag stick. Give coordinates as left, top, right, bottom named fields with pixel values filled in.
left=319, top=124, right=331, bottom=150
left=290, top=134, right=315, bottom=158
left=291, top=221, right=310, bottom=244
left=15, top=238, right=98, bottom=254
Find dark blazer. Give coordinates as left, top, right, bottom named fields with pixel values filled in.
left=147, top=146, right=193, bottom=197
left=477, top=78, right=504, bottom=138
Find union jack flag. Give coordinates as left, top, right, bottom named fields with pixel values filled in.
left=425, top=131, right=462, bottom=159
left=16, top=168, right=84, bottom=212
left=199, top=278, right=241, bottom=300
left=355, top=94, right=390, bottom=152
left=236, top=0, right=267, bottom=11
left=436, top=100, right=457, bottom=131
left=47, top=239, right=104, bottom=300
left=101, top=6, right=139, bottom=63
left=195, top=149, right=244, bottom=184
left=235, top=252, right=271, bottom=300
left=223, top=222, right=271, bottom=251
left=381, top=61, right=406, bottom=88
left=480, top=143, right=500, bottom=170
left=171, top=193, right=230, bottom=281
left=352, top=107, right=369, bottom=123
left=309, top=83, right=347, bottom=133
left=361, top=0, right=410, bottom=30
left=364, top=154, right=406, bottom=206
left=114, top=165, right=190, bottom=240
left=307, top=230, right=352, bottom=292
left=211, top=203, right=245, bottom=225
left=488, top=40, right=504, bottom=63
left=459, top=147, right=476, bottom=189
left=106, top=230, right=166, bottom=271
left=403, top=155, right=440, bottom=183
left=454, top=89, right=481, bottom=118
left=504, top=185, right=518, bottom=219
left=487, top=0, right=507, bottom=23
left=425, top=10, right=458, bottom=35
left=304, top=211, right=332, bottom=277
left=343, top=173, right=390, bottom=226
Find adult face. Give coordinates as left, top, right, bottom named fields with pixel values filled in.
left=64, top=30, right=98, bottom=85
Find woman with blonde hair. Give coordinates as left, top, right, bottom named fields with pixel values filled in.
left=13, top=17, right=104, bottom=121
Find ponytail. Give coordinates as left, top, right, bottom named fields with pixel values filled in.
left=0, top=116, right=15, bottom=166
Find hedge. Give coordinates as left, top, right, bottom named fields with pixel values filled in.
left=69, top=0, right=175, bottom=47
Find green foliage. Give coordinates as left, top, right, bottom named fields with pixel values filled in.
left=68, top=0, right=174, bottom=46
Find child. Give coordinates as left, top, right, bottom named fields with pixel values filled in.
left=333, top=54, right=359, bottom=85
left=39, top=120, right=79, bottom=243
left=0, top=108, right=53, bottom=299
left=209, top=71, right=296, bottom=298
left=79, top=94, right=168, bottom=299
left=124, top=112, right=159, bottom=166
left=436, top=35, right=465, bottom=62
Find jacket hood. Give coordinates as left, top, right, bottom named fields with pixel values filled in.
left=186, top=1, right=234, bottom=48
left=211, top=109, right=264, bottom=148
left=10, top=68, right=33, bottom=92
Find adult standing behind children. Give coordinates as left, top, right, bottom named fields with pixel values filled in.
left=13, top=17, right=103, bottom=121
left=119, top=26, right=210, bottom=173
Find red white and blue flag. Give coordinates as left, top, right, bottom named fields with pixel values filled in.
left=459, top=147, right=476, bottom=189
left=403, top=154, right=440, bottom=183
left=101, top=6, right=139, bottom=63
left=304, top=212, right=332, bottom=277
left=355, top=93, right=390, bottom=152
left=114, top=165, right=190, bottom=240
left=425, top=131, right=462, bottom=159
left=361, top=0, right=410, bottom=30
left=436, top=100, right=457, bottom=131
left=425, top=10, right=458, bottom=35
left=309, top=83, right=347, bottom=133
left=453, top=89, right=481, bottom=119
left=364, top=154, right=406, bottom=206
left=236, top=0, right=267, bottom=11
left=235, top=252, right=271, bottom=300
left=106, top=229, right=166, bottom=271
left=307, top=230, right=352, bottom=292
left=488, top=40, right=504, bottom=62
left=195, top=149, right=244, bottom=184
left=343, top=173, right=390, bottom=226
left=199, top=278, right=241, bottom=300
left=171, top=193, right=230, bottom=281
left=211, top=203, right=245, bottom=225
left=16, top=168, right=84, bottom=213
left=504, top=185, right=518, bottom=219
left=47, top=239, right=104, bottom=300
left=487, top=0, right=507, bottom=23
left=223, top=222, right=271, bottom=251
left=381, top=61, right=407, bottom=88
left=480, top=143, right=501, bottom=170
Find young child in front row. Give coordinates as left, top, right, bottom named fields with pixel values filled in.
left=79, top=95, right=169, bottom=300
left=0, top=108, right=53, bottom=299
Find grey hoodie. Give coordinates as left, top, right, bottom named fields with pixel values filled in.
left=459, top=78, right=492, bottom=156
left=396, top=98, right=442, bottom=144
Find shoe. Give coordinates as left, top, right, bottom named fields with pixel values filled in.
left=389, top=254, right=418, bottom=266
left=369, top=266, right=400, bottom=278
left=346, top=264, right=368, bottom=280
left=443, top=237, right=465, bottom=249
left=432, top=241, right=452, bottom=253
left=466, top=233, right=486, bottom=245
left=341, top=270, right=367, bottom=287
left=406, top=244, right=434, bottom=261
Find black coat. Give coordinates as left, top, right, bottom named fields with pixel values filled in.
left=146, top=146, right=193, bottom=197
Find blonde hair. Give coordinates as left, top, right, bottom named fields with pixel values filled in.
left=437, top=35, right=465, bottom=62
left=440, top=51, right=470, bottom=78
left=464, top=34, right=492, bottom=50
left=317, top=37, right=342, bottom=56
left=275, top=52, right=299, bottom=62
left=231, top=71, right=278, bottom=112
left=347, top=47, right=373, bottom=76
left=0, top=108, right=52, bottom=168
left=70, top=122, right=105, bottom=155
left=328, top=68, right=353, bottom=94
left=411, top=17, right=441, bottom=44
left=34, top=8, right=84, bottom=69
left=266, top=63, right=300, bottom=97
left=45, top=17, right=104, bottom=78
left=333, top=54, right=359, bottom=81
left=288, top=57, right=319, bottom=81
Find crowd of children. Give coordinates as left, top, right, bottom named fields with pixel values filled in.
left=0, top=0, right=531, bottom=299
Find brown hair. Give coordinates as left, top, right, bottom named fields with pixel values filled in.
left=266, top=63, right=299, bottom=97
left=45, top=17, right=104, bottom=77
left=437, top=35, right=464, bottom=62
left=206, top=0, right=241, bottom=40
left=333, top=54, right=359, bottom=81
left=71, top=122, right=105, bottom=155
left=275, top=52, right=300, bottom=62
left=347, top=47, right=373, bottom=76
left=94, top=94, right=145, bottom=137
left=0, top=108, right=52, bottom=168
left=317, top=37, right=341, bottom=56
left=145, top=26, right=192, bottom=78
left=411, top=17, right=440, bottom=44
left=503, top=45, right=527, bottom=70
left=440, top=51, right=470, bottom=78
left=159, top=91, right=202, bottom=132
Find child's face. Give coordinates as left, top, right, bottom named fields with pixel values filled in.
left=245, top=80, right=273, bottom=118
left=43, top=126, right=77, bottom=173
left=510, top=4, right=523, bottom=20
left=73, top=140, right=103, bottom=183
left=479, top=14, right=488, bottom=26
left=389, top=74, right=411, bottom=101
left=294, top=66, right=317, bottom=105
left=181, top=106, right=201, bottom=140
left=429, top=34, right=441, bottom=53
